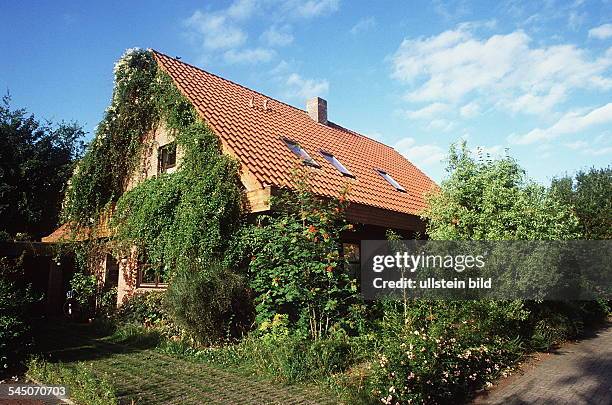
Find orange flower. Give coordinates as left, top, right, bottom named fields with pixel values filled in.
left=326, top=266, right=333, bottom=273
left=308, top=224, right=317, bottom=233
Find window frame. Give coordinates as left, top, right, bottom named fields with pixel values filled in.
left=320, top=150, right=354, bottom=178
left=375, top=169, right=406, bottom=192
left=136, top=252, right=168, bottom=288
left=282, top=138, right=320, bottom=167
left=157, top=142, right=177, bottom=174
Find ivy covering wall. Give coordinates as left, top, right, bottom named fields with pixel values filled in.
left=62, top=49, right=244, bottom=279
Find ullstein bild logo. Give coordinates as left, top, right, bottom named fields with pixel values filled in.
left=360, top=240, right=612, bottom=301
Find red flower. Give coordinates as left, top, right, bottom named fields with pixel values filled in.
left=308, top=224, right=317, bottom=233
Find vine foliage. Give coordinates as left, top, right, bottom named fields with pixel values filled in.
left=62, top=48, right=244, bottom=281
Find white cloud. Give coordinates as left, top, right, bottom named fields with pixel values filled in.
left=184, top=0, right=341, bottom=66
left=261, top=25, right=294, bottom=46
left=390, top=25, right=612, bottom=115
left=270, top=60, right=291, bottom=75
left=226, top=0, right=257, bottom=20
left=564, top=140, right=589, bottom=150
left=588, top=23, right=612, bottom=40
left=294, top=0, right=340, bottom=18
left=459, top=101, right=480, bottom=118
left=184, top=10, right=247, bottom=50
left=224, top=48, right=275, bottom=64
left=509, top=103, right=612, bottom=145
left=285, top=73, right=329, bottom=99
left=395, top=137, right=446, bottom=166
left=564, top=135, right=612, bottom=156
left=404, top=102, right=449, bottom=119
left=426, top=118, right=455, bottom=132
left=567, top=10, right=586, bottom=31
left=350, top=16, right=376, bottom=35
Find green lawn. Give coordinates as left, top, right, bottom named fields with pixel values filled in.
left=32, top=321, right=338, bottom=405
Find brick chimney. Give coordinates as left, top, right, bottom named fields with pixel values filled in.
left=306, top=97, right=327, bottom=125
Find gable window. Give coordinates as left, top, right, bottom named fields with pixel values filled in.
left=158, top=142, right=177, bottom=174
left=376, top=169, right=406, bottom=192
left=283, top=138, right=320, bottom=167
left=320, top=151, right=354, bottom=177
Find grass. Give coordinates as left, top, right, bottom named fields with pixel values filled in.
left=26, top=357, right=118, bottom=405
left=30, top=321, right=338, bottom=404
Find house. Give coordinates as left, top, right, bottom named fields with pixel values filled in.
left=44, top=49, right=437, bottom=305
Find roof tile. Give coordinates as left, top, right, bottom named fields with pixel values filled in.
left=152, top=50, right=437, bottom=216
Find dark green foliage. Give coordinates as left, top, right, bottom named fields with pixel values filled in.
left=164, top=262, right=251, bottom=344
left=111, top=113, right=243, bottom=276
left=0, top=95, right=84, bottom=239
left=550, top=166, right=611, bottom=240
left=98, top=287, right=118, bottom=318
left=244, top=176, right=359, bottom=339
left=0, top=255, right=40, bottom=374
left=62, top=50, right=159, bottom=224
left=69, top=272, right=97, bottom=317
left=63, top=48, right=243, bottom=283
left=116, top=291, right=168, bottom=326
left=526, top=300, right=609, bottom=350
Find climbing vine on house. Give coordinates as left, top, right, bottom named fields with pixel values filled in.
left=62, top=48, right=244, bottom=282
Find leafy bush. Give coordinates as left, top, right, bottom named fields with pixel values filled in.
left=369, top=323, right=519, bottom=404
left=245, top=174, right=359, bottom=339
left=550, top=166, right=611, bottom=240
left=69, top=271, right=98, bottom=317
left=0, top=255, right=39, bottom=374
left=98, top=287, right=118, bottom=318
left=195, top=332, right=353, bottom=383
left=422, top=142, right=580, bottom=241
left=365, top=300, right=525, bottom=404
left=164, top=262, right=251, bottom=344
left=26, top=357, right=118, bottom=405
left=117, top=291, right=167, bottom=326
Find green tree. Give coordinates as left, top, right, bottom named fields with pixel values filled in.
left=550, top=166, right=611, bottom=240
left=0, top=95, right=85, bottom=239
left=245, top=172, right=358, bottom=339
left=422, top=142, right=580, bottom=241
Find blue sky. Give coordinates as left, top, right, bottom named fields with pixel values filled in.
left=1, top=1, right=610, bottom=183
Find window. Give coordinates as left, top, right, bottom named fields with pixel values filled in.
left=320, top=151, right=354, bottom=177
left=283, top=138, right=320, bottom=167
left=158, top=142, right=177, bottom=174
left=137, top=252, right=168, bottom=288
left=376, top=169, right=406, bottom=192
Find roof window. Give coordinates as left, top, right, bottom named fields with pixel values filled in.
left=283, top=138, right=319, bottom=167
left=376, top=169, right=406, bottom=192
left=320, top=151, right=354, bottom=177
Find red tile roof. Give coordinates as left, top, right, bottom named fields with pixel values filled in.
left=152, top=50, right=437, bottom=216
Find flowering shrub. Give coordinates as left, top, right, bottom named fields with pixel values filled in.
left=244, top=172, right=359, bottom=339
left=370, top=324, right=518, bottom=404
left=363, top=300, right=526, bottom=404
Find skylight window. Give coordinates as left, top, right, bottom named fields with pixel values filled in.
left=283, top=138, right=319, bottom=167
left=376, top=169, right=406, bottom=192
left=320, top=151, right=354, bottom=177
